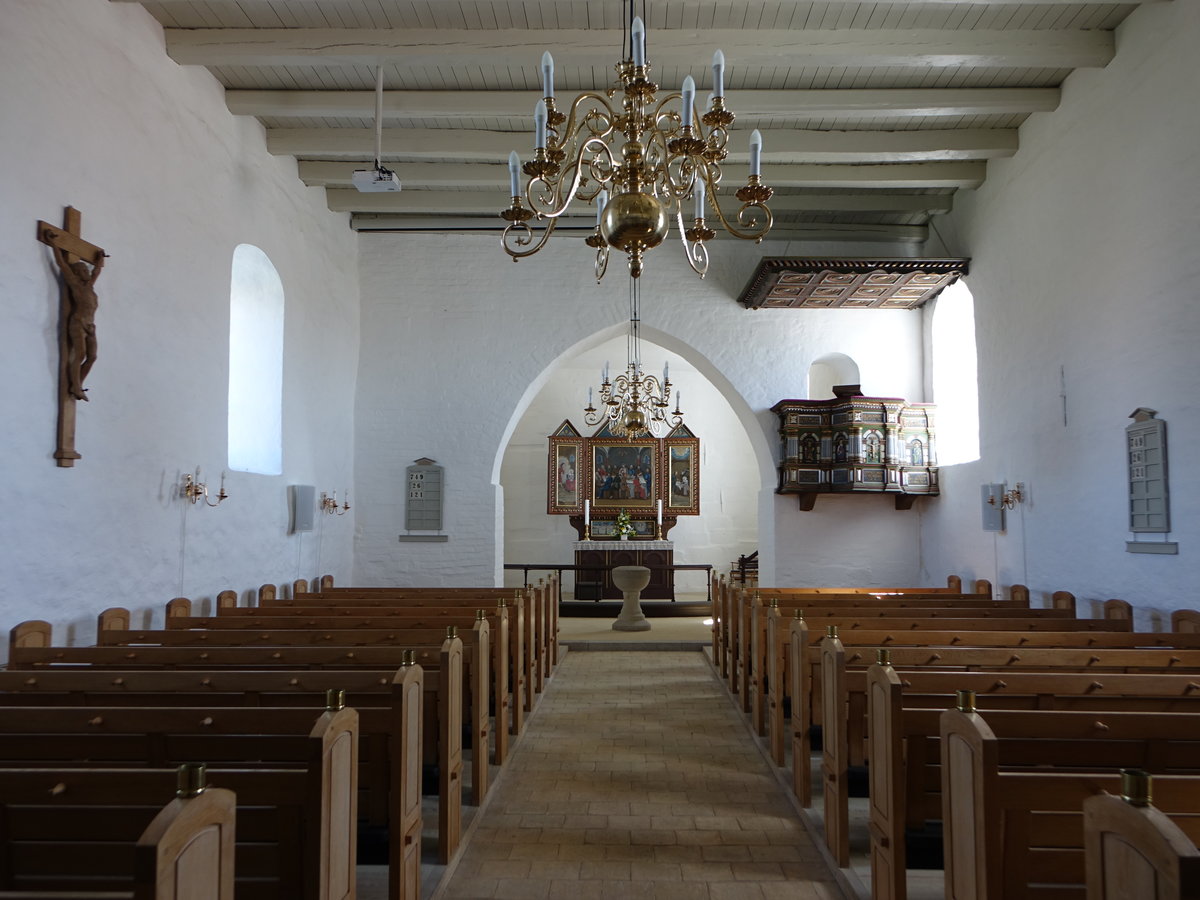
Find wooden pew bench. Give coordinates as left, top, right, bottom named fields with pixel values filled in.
left=173, top=600, right=524, bottom=742
left=0, top=704, right=357, bottom=900
left=940, top=706, right=1200, bottom=899
left=0, top=764, right=234, bottom=900
left=97, top=613, right=496, bottom=782
left=717, top=577, right=986, bottom=685
left=292, top=580, right=559, bottom=676
left=741, top=593, right=1070, bottom=733
left=1083, top=773, right=1200, bottom=900
left=865, top=665, right=1200, bottom=900
left=815, top=637, right=1200, bottom=867
left=0, top=664, right=429, bottom=899
left=255, top=587, right=551, bottom=709
left=7, top=626, right=458, bottom=889
left=776, top=617, right=1200, bottom=798
left=730, top=582, right=1009, bottom=711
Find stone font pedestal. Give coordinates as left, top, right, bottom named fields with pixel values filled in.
left=611, top=565, right=652, bottom=632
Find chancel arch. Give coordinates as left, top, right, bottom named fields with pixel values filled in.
left=495, top=325, right=775, bottom=594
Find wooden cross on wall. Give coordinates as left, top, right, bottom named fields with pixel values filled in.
left=37, top=206, right=108, bottom=467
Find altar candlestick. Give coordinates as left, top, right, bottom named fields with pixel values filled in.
left=657, top=499, right=663, bottom=525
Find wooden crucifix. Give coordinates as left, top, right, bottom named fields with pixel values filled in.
left=37, top=206, right=108, bottom=467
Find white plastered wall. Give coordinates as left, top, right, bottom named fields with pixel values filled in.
left=918, top=1, right=1200, bottom=624
left=356, top=232, right=930, bottom=589
left=0, top=0, right=360, bottom=651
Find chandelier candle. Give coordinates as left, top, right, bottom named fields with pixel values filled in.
left=508, top=151, right=521, bottom=198
left=541, top=51, right=554, bottom=99
left=498, top=0, right=773, bottom=280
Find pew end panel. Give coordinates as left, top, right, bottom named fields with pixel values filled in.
left=9, top=620, right=52, bottom=655
left=1084, top=789, right=1200, bottom=900
left=1175, top=610, right=1200, bottom=634
left=939, top=708, right=1002, bottom=900
left=1105, top=598, right=1133, bottom=621
left=820, top=633, right=850, bottom=867
left=134, top=783, right=237, bottom=900
left=308, top=706, right=359, bottom=900
left=866, top=664, right=907, bottom=900
left=788, top=616, right=812, bottom=806
left=391, top=662, right=425, bottom=900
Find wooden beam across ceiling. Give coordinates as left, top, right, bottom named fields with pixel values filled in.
left=117, top=0, right=1162, bottom=6
left=323, top=189, right=953, bottom=215
left=268, top=127, right=1017, bottom=162
left=347, top=216, right=929, bottom=244
left=166, top=28, right=1114, bottom=71
left=296, top=160, right=986, bottom=189
left=226, top=87, right=1060, bottom=120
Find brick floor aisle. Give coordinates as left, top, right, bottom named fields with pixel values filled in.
left=436, top=650, right=843, bottom=900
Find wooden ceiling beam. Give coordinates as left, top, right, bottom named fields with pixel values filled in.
left=323, top=188, right=952, bottom=215
left=347, top=215, right=928, bottom=243
left=121, top=0, right=1161, bottom=6
left=297, top=160, right=985, bottom=189
left=270, top=127, right=1015, bottom=162
left=167, top=28, right=1113, bottom=70
left=227, top=87, right=1059, bottom=120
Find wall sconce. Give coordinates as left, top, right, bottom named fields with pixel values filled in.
left=987, top=482, right=1025, bottom=510
left=320, top=490, right=350, bottom=516
left=182, top=468, right=228, bottom=508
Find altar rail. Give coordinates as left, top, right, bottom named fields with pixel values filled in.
left=503, top=563, right=714, bottom=602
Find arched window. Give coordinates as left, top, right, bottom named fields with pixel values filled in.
left=808, top=352, right=860, bottom=399
left=228, top=244, right=283, bottom=475
left=930, top=280, right=980, bottom=465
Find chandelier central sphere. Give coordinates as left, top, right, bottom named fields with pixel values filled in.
left=499, top=3, right=773, bottom=282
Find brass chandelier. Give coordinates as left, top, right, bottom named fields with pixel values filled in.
left=500, top=1, right=773, bottom=281
left=584, top=277, right=683, bottom=439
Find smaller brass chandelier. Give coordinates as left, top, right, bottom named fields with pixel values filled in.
left=501, top=2, right=772, bottom=281
left=584, top=277, right=683, bottom=438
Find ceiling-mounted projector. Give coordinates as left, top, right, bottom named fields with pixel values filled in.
left=352, top=165, right=402, bottom=192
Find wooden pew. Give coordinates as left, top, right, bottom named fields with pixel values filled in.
left=866, top=665, right=1200, bottom=900
left=98, top=611, right=497, bottom=787
left=817, top=636, right=1200, bottom=867
left=1176, top=609, right=1200, bottom=633
left=1083, top=772, right=1200, bottom=900
left=744, top=591, right=1062, bottom=735
left=179, top=598, right=525, bottom=741
left=718, top=576, right=984, bottom=685
left=297, top=577, right=560, bottom=672
left=778, top=615, right=1200, bottom=800
left=939, top=705, right=1200, bottom=899
left=0, top=665, right=428, bottom=900
left=0, top=702, right=358, bottom=900
left=0, top=763, right=235, bottom=900
left=8, top=623, right=456, bottom=887
left=728, top=582, right=1002, bottom=709
left=261, top=585, right=550, bottom=713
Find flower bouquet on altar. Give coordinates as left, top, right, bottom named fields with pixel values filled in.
left=614, top=508, right=635, bottom=540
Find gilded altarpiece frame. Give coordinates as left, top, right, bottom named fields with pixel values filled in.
left=547, top=421, right=585, bottom=514
left=665, top=425, right=700, bottom=515
left=545, top=420, right=700, bottom=522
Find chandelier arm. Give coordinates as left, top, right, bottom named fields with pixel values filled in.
left=594, top=242, right=610, bottom=283
left=501, top=215, right=559, bottom=260
left=528, top=136, right=615, bottom=219
left=675, top=206, right=710, bottom=278
left=706, top=187, right=774, bottom=241
left=555, top=91, right=620, bottom=144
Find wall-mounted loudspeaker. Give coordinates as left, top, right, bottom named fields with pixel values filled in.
left=289, top=484, right=316, bottom=534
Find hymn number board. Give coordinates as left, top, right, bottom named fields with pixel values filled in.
left=405, top=458, right=444, bottom=532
